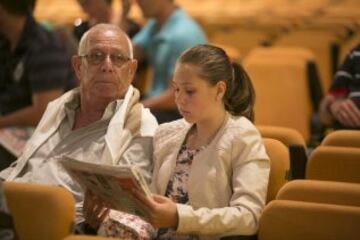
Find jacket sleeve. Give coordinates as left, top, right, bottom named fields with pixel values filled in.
left=176, top=128, right=270, bottom=237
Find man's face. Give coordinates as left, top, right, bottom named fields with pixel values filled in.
left=73, top=29, right=137, bottom=101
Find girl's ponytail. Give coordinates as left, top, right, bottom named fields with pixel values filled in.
left=224, top=62, right=255, bottom=121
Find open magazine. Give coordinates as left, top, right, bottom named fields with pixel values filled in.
left=0, top=127, right=33, bottom=157
left=60, top=157, right=151, bottom=219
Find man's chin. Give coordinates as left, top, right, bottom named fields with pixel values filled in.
left=92, top=89, right=121, bottom=101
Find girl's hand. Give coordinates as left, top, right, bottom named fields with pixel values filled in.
left=133, top=190, right=179, bottom=229
left=83, top=190, right=110, bottom=230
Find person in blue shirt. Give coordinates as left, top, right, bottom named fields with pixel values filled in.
left=132, top=0, right=207, bottom=123
left=74, top=0, right=140, bottom=41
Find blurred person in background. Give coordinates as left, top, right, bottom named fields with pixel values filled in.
left=319, top=44, right=360, bottom=130
left=0, top=0, right=76, bottom=169
left=132, top=0, right=207, bottom=123
left=74, top=0, right=141, bottom=41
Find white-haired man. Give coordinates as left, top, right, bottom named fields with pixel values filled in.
left=0, top=24, right=158, bottom=223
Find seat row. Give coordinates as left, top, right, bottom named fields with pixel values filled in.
left=2, top=127, right=359, bottom=239
left=4, top=177, right=360, bottom=239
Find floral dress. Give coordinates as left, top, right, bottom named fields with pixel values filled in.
left=157, top=143, right=204, bottom=240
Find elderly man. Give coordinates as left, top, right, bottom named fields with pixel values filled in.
left=0, top=24, right=158, bottom=223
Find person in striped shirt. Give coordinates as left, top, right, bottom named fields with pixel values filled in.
left=319, top=44, right=360, bottom=129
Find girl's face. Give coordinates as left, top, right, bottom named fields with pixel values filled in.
left=172, top=63, right=225, bottom=124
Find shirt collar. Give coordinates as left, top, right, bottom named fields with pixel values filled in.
left=64, top=89, right=124, bottom=128
left=153, top=7, right=184, bottom=41
left=102, top=99, right=124, bottom=120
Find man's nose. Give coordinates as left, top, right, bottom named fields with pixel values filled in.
left=100, top=55, right=114, bottom=72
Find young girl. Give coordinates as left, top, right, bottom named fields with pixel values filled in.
left=84, top=44, right=270, bottom=239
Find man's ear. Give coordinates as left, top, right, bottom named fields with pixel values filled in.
left=72, top=55, right=82, bottom=81
left=128, top=59, right=138, bottom=82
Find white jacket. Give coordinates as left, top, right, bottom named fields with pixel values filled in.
left=6, top=85, right=158, bottom=180
left=151, top=114, right=270, bottom=239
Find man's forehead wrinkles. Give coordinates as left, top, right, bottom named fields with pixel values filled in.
left=87, top=46, right=129, bottom=58
left=87, top=38, right=130, bottom=56
left=88, top=38, right=123, bottom=46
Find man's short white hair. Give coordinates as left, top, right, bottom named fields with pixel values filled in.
left=78, top=24, right=133, bottom=59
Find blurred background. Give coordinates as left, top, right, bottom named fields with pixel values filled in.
left=30, top=0, right=360, bottom=146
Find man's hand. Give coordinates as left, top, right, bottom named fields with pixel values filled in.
left=83, top=190, right=110, bottom=230
left=133, top=190, right=179, bottom=229
left=330, top=98, right=360, bottom=127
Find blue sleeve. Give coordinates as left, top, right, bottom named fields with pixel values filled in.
left=132, top=20, right=156, bottom=50
left=166, top=32, right=207, bottom=78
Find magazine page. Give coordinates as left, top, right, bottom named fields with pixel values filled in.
left=60, top=156, right=151, bottom=219
left=0, top=127, right=34, bottom=157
